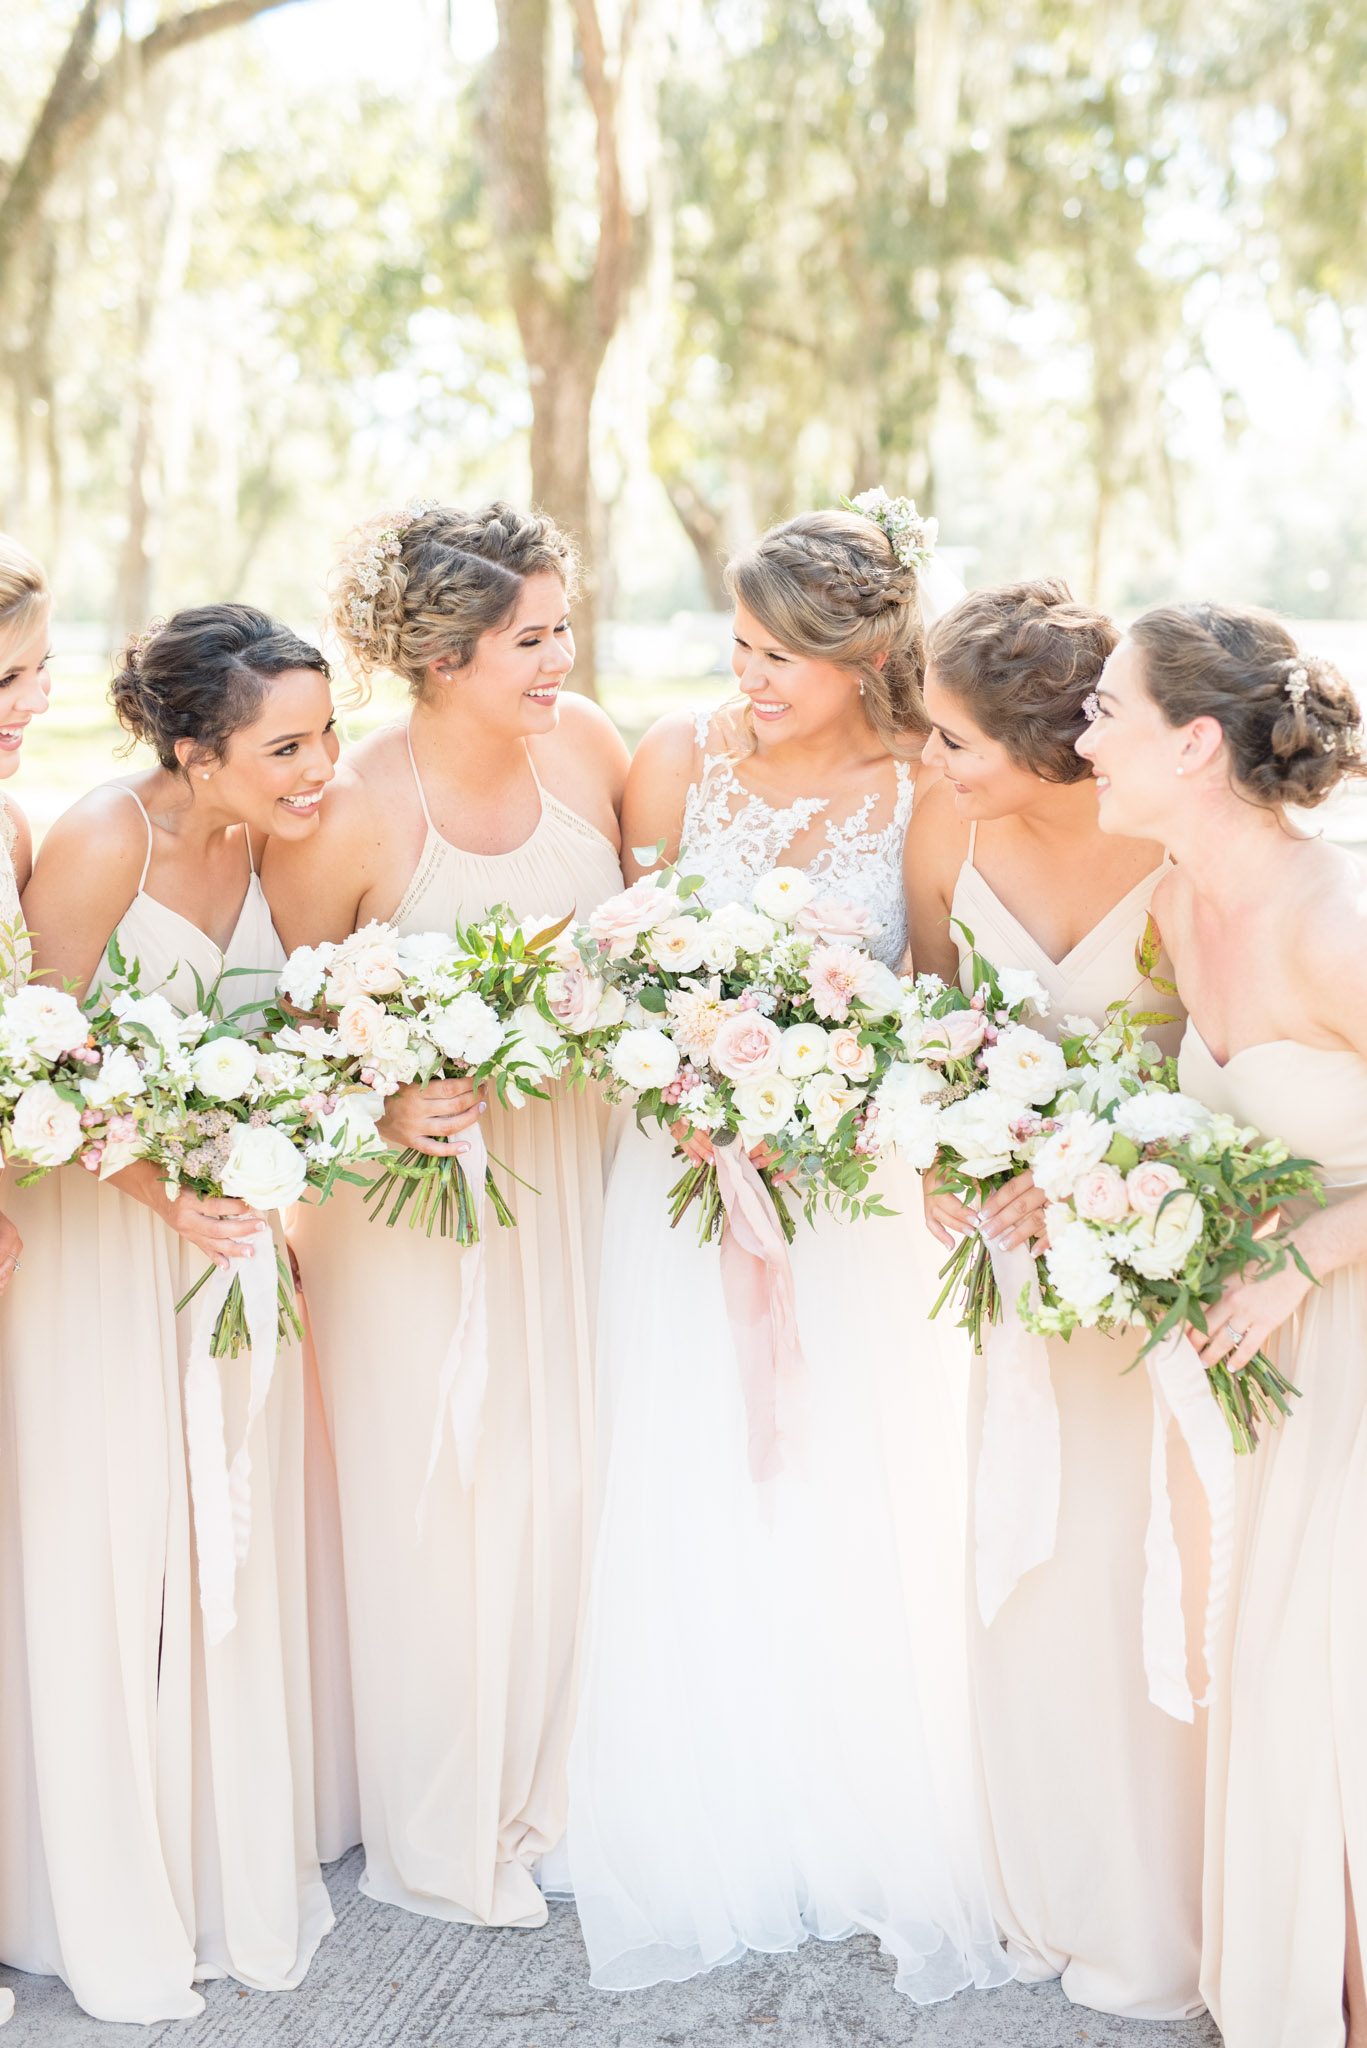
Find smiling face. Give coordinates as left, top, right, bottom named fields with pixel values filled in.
left=183, top=668, right=339, bottom=839
left=435, top=570, right=574, bottom=734
left=920, top=665, right=1049, bottom=817
left=1075, top=635, right=1193, bottom=836
left=730, top=599, right=865, bottom=742
left=0, top=603, right=54, bottom=779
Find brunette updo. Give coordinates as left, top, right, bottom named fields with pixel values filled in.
left=927, top=578, right=1117, bottom=784
left=328, top=500, right=578, bottom=699
left=1129, top=602, right=1364, bottom=810
left=723, top=509, right=928, bottom=754
left=111, top=604, right=330, bottom=772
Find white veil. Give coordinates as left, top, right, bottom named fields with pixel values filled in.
left=917, top=551, right=967, bottom=627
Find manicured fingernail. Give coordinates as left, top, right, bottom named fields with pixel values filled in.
left=477, top=1102, right=487, bottom=1115
left=455, top=1142, right=469, bottom=1156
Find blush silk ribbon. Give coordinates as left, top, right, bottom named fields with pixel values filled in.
left=974, top=1235, right=1061, bottom=1627
left=420, top=1123, right=491, bottom=1517
left=182, top=1222, right=280, bottom=1646
left=712, top=1139, right=809, bottom=1483
left=1141, top=1327, right=1234, bottom=1722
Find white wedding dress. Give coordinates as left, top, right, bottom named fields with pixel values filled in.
left=564, top=711, right=1011, bottom=2003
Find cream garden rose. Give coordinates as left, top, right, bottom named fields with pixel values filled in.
left=709, top=1011, right=784, bottom=1082
left=826, top=1027, right=877, bottom=1081
left=10, top=1081, right=84, bottom=1167
left=189, top=1035, right=259, bottom=1102
left=219, top=1122, right=310, bottom=1211
left=732, top=1072, right=798, bottom=1137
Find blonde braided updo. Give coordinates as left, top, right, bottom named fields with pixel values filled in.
left=723, top=509, right=928, bottom=754
left=328, top=500, right=578, bottom=700
left=0, top=531, right=49, bottom=667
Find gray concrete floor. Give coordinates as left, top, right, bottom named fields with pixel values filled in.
left=0, top=1850, right=1222, bottom=2047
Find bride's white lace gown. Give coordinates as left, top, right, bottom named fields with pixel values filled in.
left=565, top=711, right=1011, bottom=2001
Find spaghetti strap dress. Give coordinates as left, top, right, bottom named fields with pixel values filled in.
left=1180, top=1027, right=1367, bottom=2048
left=950, top=826, right=1208, bottom=2019
left=0, top=789, right=330, bottom=2023
left=0, top=801, right=26, bottom=2032
left=287, top=729, right=622, bottom=1928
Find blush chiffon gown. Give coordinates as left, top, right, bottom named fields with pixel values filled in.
left=0, top=790, right=330, bottom=2022
left=950, top=824, right=1208, bottom=2019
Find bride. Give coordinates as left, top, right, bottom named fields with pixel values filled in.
left=565, top=503, right=1012, bottom=2002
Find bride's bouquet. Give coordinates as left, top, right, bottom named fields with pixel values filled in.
left=0, top=978, right=146, bottom=1181
left=565, top=863, right=917, bottom=1243
left=87, top=943, right=381, bottom=1356
left=269, top=912, right=572, bottom=1244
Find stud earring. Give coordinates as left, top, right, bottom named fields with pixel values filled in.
left=1175, top=766, right=1184, bottom=777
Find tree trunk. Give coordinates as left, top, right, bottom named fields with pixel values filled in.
left=660, top=473, right=730, bottom=609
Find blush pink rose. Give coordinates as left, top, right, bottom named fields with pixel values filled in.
left=336, top=997, right=391, bottom=1058
left=1073, top=1163, right=1131, bottom=1223
left=919, top=1008, right=987, bottom=1061
left=347, top=942, right=405, bottom=996
left=547, top=964, right=606, bottom=1033
left=794, top=897, right=881, bottom=943
left=709, top=1010, right=784, bottom=1081
left=586, top=883, right=678, bottom=959
left=1126, top=1159, right=1185, bottom=1216
left=826, top=1026, right=877, bottom=1080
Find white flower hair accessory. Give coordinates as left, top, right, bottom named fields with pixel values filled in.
left=1283, top=662, right=1310, bottom=705
left=1082, top=691, right=1101, bottom=723
left=841, top=486, right=939, bottom=574
left=349, top=499, right=439, bottom=641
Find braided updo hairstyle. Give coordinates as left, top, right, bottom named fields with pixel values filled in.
left=111, top=604, right=330, bottom=772
left=723, top=509, right=928, bottom=755
left=1129, top=602, right=1364, bottom=810
left=927, top=578, right=1117, bottom=784
left=328, top=500, right=578, bottom=699
left=0, top=531, right=49, bottom=664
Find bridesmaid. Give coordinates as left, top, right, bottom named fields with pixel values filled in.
left=0, top=534, right=54, bottom=2033
left=1076, top=601, right=1367, bottom=2048
left=905, top=578, right=1208, bottom=2019
left=262, top=500, right=627, bottom=1928
left=0, top=604, right=338, bottom=2021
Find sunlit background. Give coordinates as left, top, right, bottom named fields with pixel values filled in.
left=5, top=0, right=1367, bottom=835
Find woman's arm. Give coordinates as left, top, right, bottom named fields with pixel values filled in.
left=618, top=712, right=700, bottom=883
left=22, top=789, right=147, bottom=998
left=903, top=776, right=969, bottom=985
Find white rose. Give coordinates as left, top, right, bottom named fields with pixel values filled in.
left=219, top=1122, right=308, bottom=1210
left=826, top=1026, right=878, bottom=1080
left=800, top=1074, right=865, bottom=1145
left=423, top=992, right=505, bottom=1067
left=779, top=1022, right=830, bottom=1078
left=995, top=967, right=1052, bottom=1018
left=981, top=1024, right=1068, bottom=1106
left=79, top=1044, right=147, bottom=1108
left=752, top=867, right=815, bottom=922
left=1122, top=1189, right=1205, bottom=1280
left=0, top=984, right=90, bottom=1061
left=646, top=916, right=709, bottom=975
left=10, top=1081, right=84, bottom=1166
left=936, top=1090, right=1019, bottom=1177
left=608, top=1027, right=681, bottom=1093
left=276, top=943, right=335, bottom=1010
left=732, top=1072, right=798, bottom=1137
left=1044, top=1220, right=1120, bottom=1312
left=1031, top=1110, right=1114, bottom=1199
left=1112, top=1089, right=1211, bottom=1147
left=189, top=1034, right=259, bottom=1102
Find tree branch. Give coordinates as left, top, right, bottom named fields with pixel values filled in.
left=567, top=0, right=632, bottom=341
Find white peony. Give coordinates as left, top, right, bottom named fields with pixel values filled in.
left=800, top=1074, right=866, bottom=1145
left=79, top=1044, right=146, bottom=1108
left=396, top=929, right=460, bottom=973
left=10, top=1081, right=84, bottom=1166
left=423, top=992, right=505, bottom=1067
left=1112, top=1089, right=1211, bottom=1148
left=1031, top=1110, right=1114, bottom=1199
left=995, top=967, right=1052, bottom=1017
left=219, top=1122, right=308, bottom=1210
left=276, top=943, right=335, bottom=1010
left=0, top=984, right=90, bottom=1061
left=646, top=916, right=709, bottom=975
left=733, top=1072, right=798, bottom=1138
left=1044, top=1221, right=1120, bottom=1312
left=608, top=1027, right=681, bottom=1093
left=936, top=1091, right=1019, bottom=1178
left=189, top=1034, right=259, bottom=1102
left=1122, top=1189, right=1205, bottom=1280
left=752, top=867, right=815, bottom=922
left=778, top=1022, right=830, bottom=1078
left=981, top=1025, right=1068, bottom=1105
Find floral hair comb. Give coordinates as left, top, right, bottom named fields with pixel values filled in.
left=349, top=498, right=438, bottom=640
left=841, top=486, right=938, bottom=574
left=1082, top=691, right=1101, bottom=723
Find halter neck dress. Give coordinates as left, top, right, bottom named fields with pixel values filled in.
left=0, top=789, right=330, bottom=2023
left=1179, top=1027, right=1367, bottom=2048
left=950, top=825, right=1208, bottom=2020
left=287, top=726, right=622, bottom=1930
left=566, top=709, right=1010, bottom=2003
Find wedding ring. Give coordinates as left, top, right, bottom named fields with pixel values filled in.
left=1226, top=1326, right=1247, bottom=1347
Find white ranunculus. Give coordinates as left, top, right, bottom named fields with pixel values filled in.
left=732, top=1072, right=798, bottom=1137
left=276, top=943, right=335, bottom=1010
left=423, top=992, right=504, bottom=1067
left=608, top=1027, right=681, bottom=1093
left=1044, top=1220, right=1120, bottom=1312
left=189, top=1034, right=259, bottom=1102
left=646, top=916, right=709, bottom=975
left=0, top=984, right=90, bottom=1061
left=1122, top=1189, right=1205, bottom=1280
left=752, top=867, right=815, bottom=923
left=1112, top=1089, right=1211, bottom=1148
left=778, top=1022, right=830, bottom=1078
left=219, top=1122, right=308, bottom=1210
left=936, top=1091, right=1019, bottom=1178
left=981, top=1024, right=1068, bottom=1106
left=79, top=1044, right=146, bottom=1108
left=800, top=1074, right=865, bottom=1145
left=10, top=1081, right=84, bottom=1166
left=1031, top=1110, right=1113, bottom=1199
left=995, top=967, right=1052, bottom=1018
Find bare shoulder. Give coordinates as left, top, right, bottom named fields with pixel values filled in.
left=1288, top=840, right=1367, bottom=1007
left=535, top=690, right=630, bottom=794
left=34, top=780, right=149, bottom=883
left=629, top=706, right=706, bottom=781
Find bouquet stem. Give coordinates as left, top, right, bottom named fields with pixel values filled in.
left=1203, top=1349, right=1301, bottom=1456
left=176, top=1250, right=303, bottom=1358
left=932, top=1232, right=1001, bottom=1353
left=666, top=1156, right=797, bottom=1247
left=362, top=1149, right=517, bottom=1243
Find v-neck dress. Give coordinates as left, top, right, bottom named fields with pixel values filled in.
left=0, top=790, right=331, bottom=2023
left=950, top=831, right=1208, bottom=2020
left=1180, top=1027, right=1367, bottom=2048
left=287, top=729, right=622, bottom=1931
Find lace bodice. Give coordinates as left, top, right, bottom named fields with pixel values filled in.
left=0, top=798, right=28, bottom=992
left=680, top=708, right=914, bottom=968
